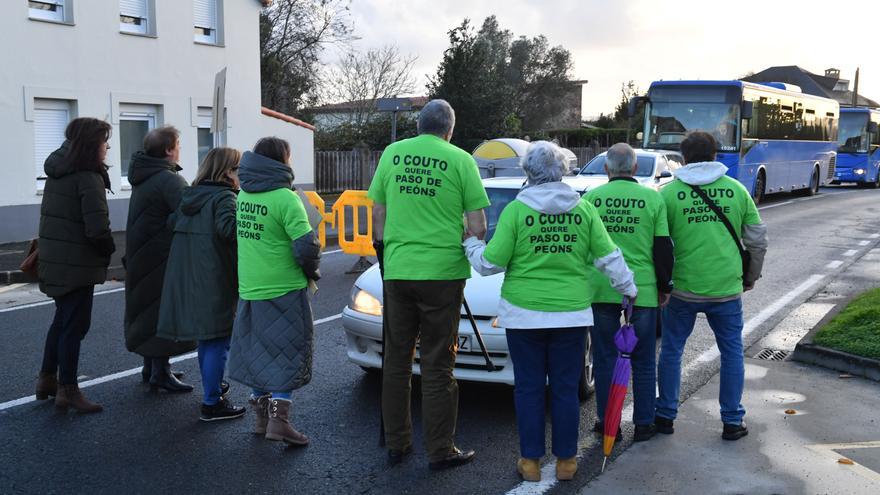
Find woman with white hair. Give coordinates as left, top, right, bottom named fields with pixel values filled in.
left=463, top=141, right=637, bottom=482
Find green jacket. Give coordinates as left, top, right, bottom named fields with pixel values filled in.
left=157, top=182, right=238, bottom=342
left=38, top=142, right=115, bottom=297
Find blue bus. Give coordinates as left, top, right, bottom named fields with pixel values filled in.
left=832, top=107, right=880, bottom=187
left=635, top=80, right=839, bottom=203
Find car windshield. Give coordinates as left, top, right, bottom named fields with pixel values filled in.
left=645, top=86, right=741, bottom=152
left=838, top=112, right=869, bottom=153
left=485, top=187, right=521, bottom=241
left=580, top=155, right=655, bottom=177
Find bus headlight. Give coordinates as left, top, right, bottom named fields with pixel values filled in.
left=350, top=286, right=382, bottom=316
left=855, top=168, right=866, bottom=175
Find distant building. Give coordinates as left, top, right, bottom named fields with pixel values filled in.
left=308, top=97, right=429, bottom=130
left=743, top=66, right=879, bottom=108
left=0, top=0, right=315, bottom=243
left=541, top=80, right=588, bottom=130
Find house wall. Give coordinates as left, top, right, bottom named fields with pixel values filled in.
left=0, top=0, right=314, bottom=243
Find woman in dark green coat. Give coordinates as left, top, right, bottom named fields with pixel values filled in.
left=157, top=148, right=245, bottom=421
left=37, top=118, right=115, bottom=414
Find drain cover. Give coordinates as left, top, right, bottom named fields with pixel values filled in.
left=753, top=348, right=789, bottom=361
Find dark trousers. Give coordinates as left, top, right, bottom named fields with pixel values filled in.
left=382, top=279, right=465, bottom=462
left=41, top=285, right=95, bottom=385
left=506, top=327, right=587, bottom=459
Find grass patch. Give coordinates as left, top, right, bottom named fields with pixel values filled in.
left=814, top=287, right=880, bottom=360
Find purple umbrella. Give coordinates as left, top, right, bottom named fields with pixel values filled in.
left=602, top=297, right=638, bottom=472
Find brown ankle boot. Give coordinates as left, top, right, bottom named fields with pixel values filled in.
left=249, top=394, right=270, bottom=435
left=36, top=372, right=57, bottom=400
left=55, top=384, right=103, bottom=414
left=265, top=398, right=308, bottom=446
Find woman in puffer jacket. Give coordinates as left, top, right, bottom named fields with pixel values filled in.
left=157, top=148, right=245, bottom=422
left=227, top=137, right=321, bottom=446
left=37, top=117, right=116, bottom=414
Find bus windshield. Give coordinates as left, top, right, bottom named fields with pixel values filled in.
left=838, top=112, right=869, bottom=153
left=645, top=86, right=741, bottom=152
left=580, top=155, right=656, bottom=177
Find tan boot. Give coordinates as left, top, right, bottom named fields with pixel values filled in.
left=556, top=457, right=577, bottom=481
left=265, top=398, right=309, bottom=446
left=35, top=372, right=57, bottom=400
left=249, top=394, right=270, bottom=435
left=517, top=458, right=541, bottom=482
left=55, top=384, right=103, bottom=414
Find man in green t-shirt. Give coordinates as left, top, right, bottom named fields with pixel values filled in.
left=656, top=132, right=768, bottom=441
left=367, top=99, right=490, bottom=470
left=584, top=143, right=674, bottom=443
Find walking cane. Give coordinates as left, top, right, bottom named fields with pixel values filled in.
left=462, top=297, right=497, bottom=372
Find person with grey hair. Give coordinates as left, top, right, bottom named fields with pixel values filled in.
left=368, top=99, right=489, bottom=470
left=584, top=143, right=674, bottom=443
left=463, top=140, right=637, bottom=482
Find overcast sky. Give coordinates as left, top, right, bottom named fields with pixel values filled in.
left=331, top=0, right=879, bottom=119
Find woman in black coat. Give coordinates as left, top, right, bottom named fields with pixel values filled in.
left=157, top=147, right=245, bottom=421
left=37, top=118, right=115, bottom=414
left=123, top=126, right=195, bottom=392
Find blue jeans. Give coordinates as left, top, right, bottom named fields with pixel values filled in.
left=506, top=327, right=587, bottom=459
left=591, top=304, right=657, bottom=426
left=198, top=337, right=231, bottom=406
left=657, top=296, right=746, bottom=425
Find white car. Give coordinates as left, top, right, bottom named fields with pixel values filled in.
left=342, top=150, right=681, bottom=399
left=576, top=149, right=684, bottom=190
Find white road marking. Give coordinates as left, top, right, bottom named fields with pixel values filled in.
left=758, top=201, right=793, bottom=211
left=0, top=312, right=343, bottom=412
left=806, top=442, right=880, bottom=483
left=858, top=240, right=871, bottom=246
left=843, top=249, right=858, bottom=257
left=825, top=260, right=844, bottom=270
left=505, top=273, right=827, bottom=495
left=0, top=287, right=125, bottom=313
left=0, top=283, right=27, bottom=294
left=870, top=234, right=880, bottom=239
left=323, top=248, right=344, bottom=255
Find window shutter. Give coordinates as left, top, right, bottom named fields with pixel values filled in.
left=197, top=107, right=213, bottom=128
left=33, top=105, right=69, bottom=181
left=120, top=0, right=147, bottom=19
left=193, top=0, right=217, bottom=29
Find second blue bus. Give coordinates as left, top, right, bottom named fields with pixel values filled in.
left=832, top=107, right=880, bottom=187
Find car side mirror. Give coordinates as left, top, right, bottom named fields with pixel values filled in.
left=656, top=170, right=672, bottom=179
left=571, top=167, right=580, bottom=175
left=868, top=121, right=879, bottom=134
left=628, top=96, right=647, bottom=118
left=636, top=131, right=644, bottom=140
left=741, top=101, right=754, bottom=120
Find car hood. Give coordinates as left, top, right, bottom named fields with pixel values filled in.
left=354, top=265, right=504, bottom=318
left=567, top=174, right=658, bottom=191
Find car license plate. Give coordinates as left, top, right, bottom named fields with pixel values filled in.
left=458, top=335, right=471, bottom=352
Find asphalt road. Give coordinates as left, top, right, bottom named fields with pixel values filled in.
left=2, top=186, right=880, bottom=495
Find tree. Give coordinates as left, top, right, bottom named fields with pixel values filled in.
left=613, top=80, right=641, bottom=126
left=321, top=45, right=417, bottom=128
left=427, top=16, right=574, bottom=148
left=260, top=0, right=355, bottom=116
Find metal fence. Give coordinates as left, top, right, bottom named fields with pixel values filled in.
left=315, top=146, right=608, bottom=193
left=315, top=149, right=382, bottom=194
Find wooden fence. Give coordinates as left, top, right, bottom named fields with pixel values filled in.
left=315, top=146, right=609, bottom=193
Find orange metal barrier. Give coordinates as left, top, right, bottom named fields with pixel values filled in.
left=303, top=191, right=334, bottom=249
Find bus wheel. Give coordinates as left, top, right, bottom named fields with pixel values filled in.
left=578, top=333, right=595, bottom=402
left=800, top=167, right=820, bottom=196
left=871, top=173, right=880, bottom=189
left=753, top=171, right=766, bottom=204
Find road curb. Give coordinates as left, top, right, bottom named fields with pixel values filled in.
left=791, top=292, right=880, bottom=382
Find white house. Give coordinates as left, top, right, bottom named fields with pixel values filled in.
left=0, top=0, right=315, bottom=243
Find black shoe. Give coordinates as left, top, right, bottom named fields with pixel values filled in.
left=200, top=398, right=246, bottom=422
left=654, top=416, right=674, bottom=435
left=388, top=445, right=413, bottom=466
left=149, top=358, right=194, bottom=393
left=633, top=424, right=656, bottom=442
left=592, top=422, right=622, bottom=441
left=141, top=367, right=185, bottom=383
left=722, top=422, right=748, bottom=441
left=428, top=447, right=475, bottom=471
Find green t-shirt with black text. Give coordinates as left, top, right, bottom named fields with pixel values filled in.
left=661, top=176, right=761, bottom=297
left=237, top=188, right=312, bottom=300
left=367, top=134, right=490, bottom=280
left=483, top=199, right=618, bottom=312
left=585, top=179, right=668, bottom=307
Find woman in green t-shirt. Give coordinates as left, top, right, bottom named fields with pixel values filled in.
left=463, top=141, right=637, bottom=482
left=227, top=137, right=322, bottom=447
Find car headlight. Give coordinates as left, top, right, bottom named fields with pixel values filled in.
left=350, top=286, right=382, bottom=316
left=855, top=168, right=866, bottom=175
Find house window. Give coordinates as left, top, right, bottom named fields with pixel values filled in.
left=196, top=107, right=214, bottom=165
left=33, top=99, right=72, bottom=191
left=193, top=0, right=220, bottom=44
left=120, top=0, right=150, bottom=35
left=119, top=104, right=158, bottom=187
left=29, top=0, right=66, bottom=23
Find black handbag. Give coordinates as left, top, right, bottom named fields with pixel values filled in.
left=687, top=184, right=751, bottom=279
